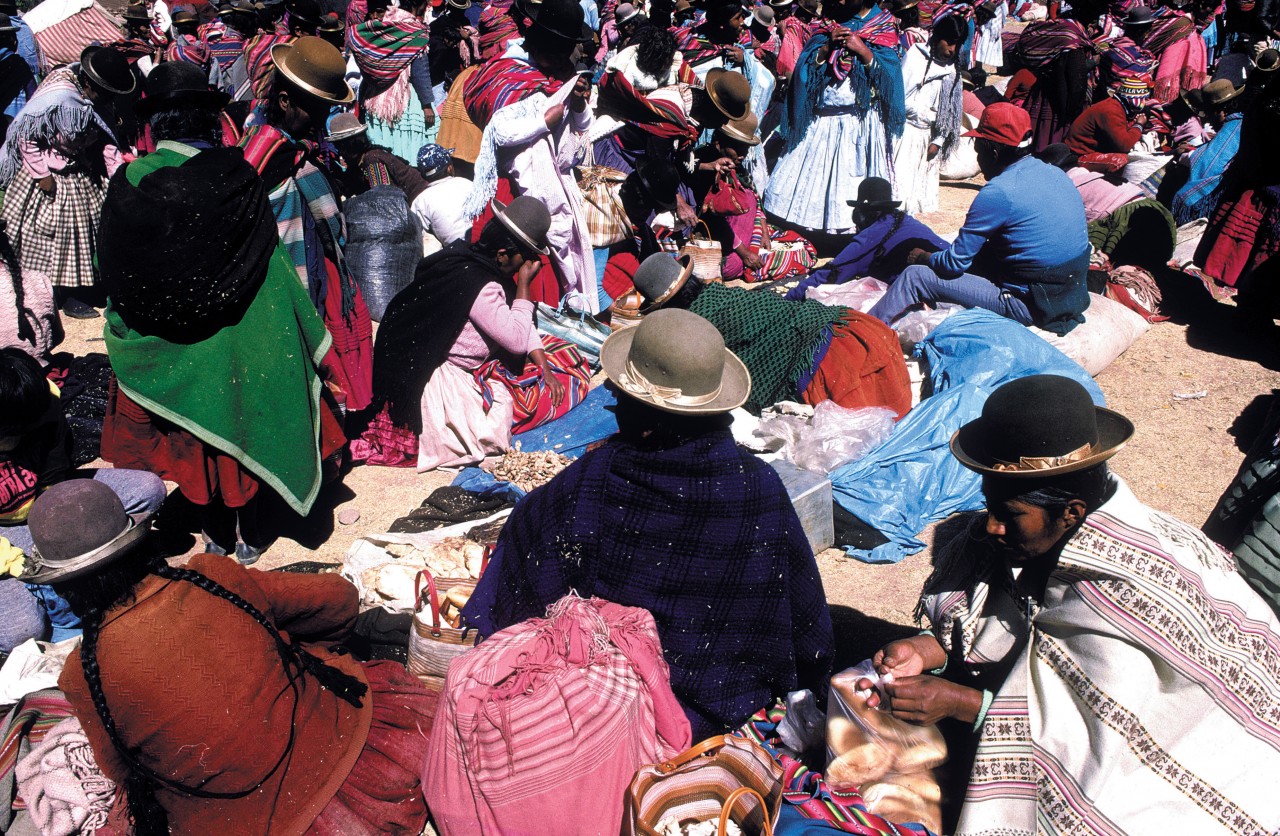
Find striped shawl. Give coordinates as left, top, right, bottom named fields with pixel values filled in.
left=463, top=56, right=563, bottom=127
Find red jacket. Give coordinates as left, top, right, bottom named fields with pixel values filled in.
left=60, top=554, right=371, bottom=836
left=1064, top=97, right=1142, bottom=156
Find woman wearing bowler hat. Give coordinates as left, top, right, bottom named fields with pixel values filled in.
left=461, top=307, right=836, bottom=741
left=860, top=374, right=1280, bottom=834
left=0, top=45, right=135, bottom=320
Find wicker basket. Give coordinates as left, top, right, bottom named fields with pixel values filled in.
left=679, top=221, right=723, bottom=282
left=406, top=570, right=478, bottom=687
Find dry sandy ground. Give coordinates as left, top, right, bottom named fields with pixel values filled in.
left=61, top=175, right=1280, bottom=662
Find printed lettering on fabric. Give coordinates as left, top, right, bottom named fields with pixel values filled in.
left=0, top=458, right=39, bottom=517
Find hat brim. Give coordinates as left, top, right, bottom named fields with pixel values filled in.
left=705, top=68, right=751, bottom=120
left=600, top=325, right=752, bottom=415
left=950, top=406, right=1135, bottom=478
left=270, top=41, right=355, bottom=105
left=719, top=124, right=761, bottom=145
left=491, top=198, right=551, bottom=255
left=137, top=87, right=231, bottom=118
left=80, top=46, right=138, bottom=95
left=21, top=516, right=152, bottom=585
left=638, top=255, right=695, bottom=313
left=1207, top=86, right=1243, bottom=106
left=527, top=9, right=596, bottom=42
left=847, top=197, right=901, bottom=209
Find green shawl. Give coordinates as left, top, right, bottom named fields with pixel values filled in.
left=104, top=144, right=333, bottom=515
left=689, top=283, right=847, bottom=414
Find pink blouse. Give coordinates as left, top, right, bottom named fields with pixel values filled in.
left=446, top=282, right=542, bottom=371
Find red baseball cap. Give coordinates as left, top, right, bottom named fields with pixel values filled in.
left=963, top=102, right=1034, bottom=148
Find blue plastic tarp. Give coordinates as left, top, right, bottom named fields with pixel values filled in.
left=450, top=468, right=527, bottom=503
left=514, top=384, right=619, bottom=458
left=832, top=309, right=1106, bottom=564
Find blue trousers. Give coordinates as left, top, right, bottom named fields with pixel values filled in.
left=868, top=264, right=1034, bottom=327
left=0, top=468, right=167, bottom=652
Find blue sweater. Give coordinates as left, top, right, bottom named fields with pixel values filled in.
left=786, top=212, right=948, bottom=300
left=929, top=155, right=1090, bottom=280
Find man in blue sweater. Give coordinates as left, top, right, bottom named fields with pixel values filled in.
left=868, top=103, right=1091, bottom=335
left=785, top=177, right=949, bottom=300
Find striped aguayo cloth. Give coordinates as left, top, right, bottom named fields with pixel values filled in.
left=25, top=0, right=122, bottom=68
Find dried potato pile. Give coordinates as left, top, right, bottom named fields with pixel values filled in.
left=362, top=537, right=486, bottom=607
left=826, top=671, right=946, bottom=832
left=485, top=451, right=571, bottom=493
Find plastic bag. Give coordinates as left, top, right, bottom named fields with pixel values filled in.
left=776, top=689, right=826, bottom=757
left=804, top=276, right=888, bottom=312
left=793, top=402, right=896, bottom=474
left=826, top=662, right=946, bottom=833
left=891, top=303, right=964, bottom=351
left=344, top=186, right=421, bottom=321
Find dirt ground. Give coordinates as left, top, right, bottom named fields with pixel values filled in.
left=62, top=174, right=1280, bottom=663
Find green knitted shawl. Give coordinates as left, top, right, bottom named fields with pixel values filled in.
left=689, top=283, right=847, bottom=414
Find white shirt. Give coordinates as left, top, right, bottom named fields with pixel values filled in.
left=410, top=176, right=475, bottom=252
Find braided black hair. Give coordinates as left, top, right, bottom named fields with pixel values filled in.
left=866, top=210, right=907, bottom=268
left=66, top=559, right=367, bottom=835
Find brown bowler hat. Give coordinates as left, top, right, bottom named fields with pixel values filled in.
left=270, top=35, right=354, bottom=104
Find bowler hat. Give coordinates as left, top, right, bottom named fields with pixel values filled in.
left=138, top=60, right=231, bottom=116
left=1256, top=48, right=1280, bottom=73
left=80, top=45, right=137, bottom=95
left=22, top=480, right=152, bottom=585
left=1202, top=78, right=1242, bottom=107
left=317, top=11, right=343, bottom=32
left=951, top=375, right=1134, bottom=478
left=271, top=35, right=354, bottom=104
left=846, top=176, right=900, bottom=209
left=325, top=111, right=367, bottom=141
left=527, top=0, right=594, bottom=43
left=170, top=6, right=200, bottom=24
left=1123, top=5, right=1155, bottom=25
left=491, top=195, right=552, bottom=255
left=752, top=5, right=776, bottom=26
left=614, top=1, right=641, bottom=22
left=123, top=2, right=152, bottom=22
left=601, top=308, right=751, bottom=414
left=0, top=12, right=16, bottom=31
left=719, top=111, right=761, bottom=145
left=219, top=0, right=258, bottom=16
left=704, top=67, right=751, bottom=120
left=633, top=252, right=695, bottom=311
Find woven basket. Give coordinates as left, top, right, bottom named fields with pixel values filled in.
left=406, top=570, right=479, bottom=685
left=680, top=221, right=723, bottom=282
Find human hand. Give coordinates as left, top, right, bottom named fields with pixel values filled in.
left=543, top=367, right=566, bottom=406
left=570, top=74, right=592, bottom=113
left=739, top=245, right=764, bottom=270
left=423, top=108, right=436, bottom=128
left=675, top=193, right=699, bottom=227
left=927, top=143, right=940, bottom=161
left=725, top=45, right=745, bottom=64
left=907, top=246, right=932, bottom=265
left=1134, top=112, right=1149, bottom=127
left=873, top=637, right=932, bottom=678
left=884, top=675, right=983, bottom=725
left=701, top=156, right=735, bottom=175
left=845, top=32, right=872, bottom=63
left=516, top=258, right=542, bottom=287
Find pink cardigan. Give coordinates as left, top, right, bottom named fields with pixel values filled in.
left=446, top=282, right=542, bottom=371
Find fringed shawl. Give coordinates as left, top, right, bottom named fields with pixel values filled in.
left=776, top=8, right=906, bottom=156
left=463, top=56, right=563, bottom=127
left=167, top=34, right=214, bottom=72
left=0, top=66, right=113, bottom=187
left=1015, top=18, right=1091, bottom=71
left=1144, top=8, right=1195, bottom=56
left=350, top=8, right=429, bottom=124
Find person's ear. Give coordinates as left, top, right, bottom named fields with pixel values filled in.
left=277, top=88, right=291, bottom=114
left=1061, top=498, right=1088, bottom=529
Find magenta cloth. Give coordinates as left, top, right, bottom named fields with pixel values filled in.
left=424, top=596, right=691, bottom=836
left=719, top=190, right=760, bottom=280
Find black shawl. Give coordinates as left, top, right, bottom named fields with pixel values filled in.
left=98, top=146, right=279, bottom=343
left=372, top=242, right=509, bottom=433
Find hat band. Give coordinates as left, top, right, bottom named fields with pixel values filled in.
left=991, top=441, right=1095, bottom=473
left=618, top=358, right=723, bottom=408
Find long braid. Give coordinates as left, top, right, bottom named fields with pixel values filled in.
left=867, top=210, right=908, bottom=267
left=78, top=563, right=368, bottom=832
left=79, top=607, right=171, bottom=835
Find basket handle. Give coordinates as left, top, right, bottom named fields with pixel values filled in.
left=691, top=219, right=713, bottom=241
left=656, top=735, right=728, bottom=773
left=718, top=787, right=773, bottom=836
left=414, top=569, right=444, bottom=637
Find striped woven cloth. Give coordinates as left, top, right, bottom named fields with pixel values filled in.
left=0, top=688, right=76, bottom=816
left=348, top=15, right=428, bottom=84
left=463, top=56, right=563, bottom=128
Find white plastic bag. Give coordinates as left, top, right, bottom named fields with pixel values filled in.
left=805, top=276, right=888, bottom=312
left=792, top=402, right=896, bottom=474
left=1028, top=292, right=1150, bottom=376
left=892, top=303, right=965, bottom=351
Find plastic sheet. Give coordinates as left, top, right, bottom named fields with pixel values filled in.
left=891, top=303, right=964, bottom=352
left=755, top=402, right=895, bottom=474
left=344, top=186, right=421, bottom=321
left=804, top=276, right=888, bottom=312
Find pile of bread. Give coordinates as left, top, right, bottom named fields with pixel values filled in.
left=362, top=537, right=486, bottom=611
left=826, top=668, right=946, bottom=832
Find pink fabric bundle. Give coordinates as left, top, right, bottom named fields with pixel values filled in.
left=424, top=596, right=692, bottom=836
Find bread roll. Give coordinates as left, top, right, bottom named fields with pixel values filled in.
left=373, top=564, right=419, bottom=604
left=827, top=715, right=869, bottom=754
left=882, top=769, right=942, bottom=804
left=891, top=726, right=947, bottom=772
left=862, top=780, right=940, bottom=832
left=445, top=585, right=472, bottom=611
left=826, top=741, right=893, bottom=788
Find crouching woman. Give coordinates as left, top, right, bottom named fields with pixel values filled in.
left=30, top=479, right=435, bottom=835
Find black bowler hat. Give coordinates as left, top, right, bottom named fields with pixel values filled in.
left=846, top=176, right=900, bottom=210
left=527, top=0, right=594, bottom=43
left=80, top=45, right=137, bottom=95
left=632, top=157, right=679, bottom=213
left=1123, top=5, right=1156, bottom=26
left=952, top=375, right=1134, bottom=478
left=138, top=60, right=231, bottom=117
left=23, top=480, right=153, bottom=585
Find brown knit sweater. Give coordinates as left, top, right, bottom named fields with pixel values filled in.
left=59, top=554, right=372, bottom=836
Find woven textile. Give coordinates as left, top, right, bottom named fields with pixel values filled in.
left=461, top=427, right=834, bottom=740
left=475, top=336, right=591, bottom=434
left=243, top=32, right=291, bottom=101
left=689, top=282, right=847, bottom=414
left=0, top=167, right=105, bottom=289
left=167, top=33, right=214, bottom=72
left=1014, top=18, right=1092, bottom=70
left=922, top=477, right=1280, bottom=834
left=425, top=596, right=691, bottom=835
left=463, top=56, right=564, bottom=128
left=350, top=8, right=428, bottom=124
left=595, top=70, right=696, bottom=142
left=0, top=689, right=75, bottom=832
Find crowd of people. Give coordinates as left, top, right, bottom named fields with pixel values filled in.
left=0, top=0, right=1279, bottom=830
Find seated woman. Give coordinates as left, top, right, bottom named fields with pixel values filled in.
left=29, top=479, right=435, bottom=834
left=462, top=309, right=834, bottom=739
left=366, top=196, right=590, bottom=470
left=634, top=252, right=912, bottom=417
left=690, top=114, right=816, bottom=283
left=861, top=375, right=1280, bottom=833
left=0, top=348, right=165, bottom=655
left=1038, top=142, right=1176, bottom=269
